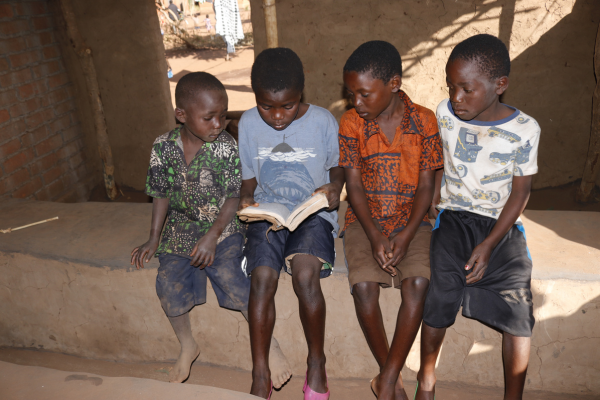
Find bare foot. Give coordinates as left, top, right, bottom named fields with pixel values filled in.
left=370, top=375, right=379, bottom=398
left=269, top=337, right=292, bottom=389
left=251, top=369, right=272, bottom=399
left=169, top=342, right=200, bottom=383
left=415, top=372, right=436, bottom=400
left=394, top=372, right=409, bottom=400
left=372, top=373, right=409, bottom=400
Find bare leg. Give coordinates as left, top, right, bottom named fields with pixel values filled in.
left=352, top=281, right=409, bottom=399
left=353, top=282, right=389, bottom=367
left=415, top=324, right=446, bottom=400
left=249, top=266, right=279, bottom=398
left=242, top=310, right=292, bottom=389
left=291, top=254, right=328, bottom=394
left=168, top=312, right=200, bottom=383
left=377, top=277, right=429, bottom=400
left=503, top=333, right=530, bottom=400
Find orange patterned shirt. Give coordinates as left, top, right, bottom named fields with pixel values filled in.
left=339, top=91, right=443, bottom=236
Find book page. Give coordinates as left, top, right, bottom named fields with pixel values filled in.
left=237, top=202, right=291, bottom=227
left=286, top=193, right=329, bottom=231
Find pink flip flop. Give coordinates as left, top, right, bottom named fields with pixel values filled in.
left=267, top=380, right=273, bottom=400
left=303, top=370, right=330, bottom=400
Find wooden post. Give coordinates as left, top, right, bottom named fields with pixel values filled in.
left=263, top=0, right=278, bottom=48
left=577, top=23, right=600, bottom=202
left=57, top=0, right=118, bottom=200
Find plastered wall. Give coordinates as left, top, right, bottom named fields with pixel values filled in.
left=250, top=0, right=600, bottom=189
left=52, top=0, right=175, bottom=191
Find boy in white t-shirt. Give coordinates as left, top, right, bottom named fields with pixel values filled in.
left=416, top=34, right=540, bottom=400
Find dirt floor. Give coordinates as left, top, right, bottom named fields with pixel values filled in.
left=1, top=348, right=596, bottom=400
left=166, top=46, right=256, bottom=112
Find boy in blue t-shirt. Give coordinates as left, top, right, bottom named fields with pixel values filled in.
left=416, top=35, right=541, bottom=400
left=238, top=48, right=343, bottom=400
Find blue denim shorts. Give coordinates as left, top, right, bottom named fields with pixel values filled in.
left=156, top=233, right=249, bottom=317
left=244, top=214, right=335, bottom=278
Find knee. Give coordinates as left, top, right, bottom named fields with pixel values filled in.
left=352, top=281, right=380, bottom=304
left=291, top=257, right=321, bottom=295
left=250, top=266, right=278, bottom=297
left=401, top=277, right=429, bottom=301
left=292, top=267, right=319, bottom=294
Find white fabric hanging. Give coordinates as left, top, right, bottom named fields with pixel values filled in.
left=214, top=0, right=244, bottom=54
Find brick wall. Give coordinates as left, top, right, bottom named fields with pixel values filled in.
left=0, top=0, right=94, bottom=202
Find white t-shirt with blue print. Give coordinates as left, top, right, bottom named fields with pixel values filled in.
left=238, top=104, right=340, bottom=236
left=436, top=99, right=540, bottom=220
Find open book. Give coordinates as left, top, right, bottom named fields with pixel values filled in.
left=237, top=193, right=329, bottom=231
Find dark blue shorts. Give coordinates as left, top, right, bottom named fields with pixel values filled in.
left=244, top=214, right=335, bottom=278
left=156, top=233, right=250, bottom=317
left=423, top=210, right=535, bottom=337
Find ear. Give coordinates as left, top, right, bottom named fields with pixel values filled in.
left=175, top=107, right=186, bottom=124
left=389, top=75, right=402, bottom=93
left=495, top=76, right=509, bottom=95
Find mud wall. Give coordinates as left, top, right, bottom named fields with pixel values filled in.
left=250, top=0, right=600, bottom=189
left=51, top=0, right=175, bottom=192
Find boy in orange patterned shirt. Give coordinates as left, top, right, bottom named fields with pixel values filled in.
left=339, top=41, right=443, bottom=400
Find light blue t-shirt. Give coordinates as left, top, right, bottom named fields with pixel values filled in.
left=238, top=104, right=340, bottom=236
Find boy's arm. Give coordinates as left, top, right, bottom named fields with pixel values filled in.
left=465, top=175, right=532, bottom=284
left=314, top=166, right=345, bottom=211
left=190, top=197, right=239, bottom=267
left=428, top=168, right=444, bottom=219
left=387, top=169, right=436, bottom=267
left=239, top=178, right=259, bottom=210
left=130, top=197, right=169, bottom=269
left=345, top=168, right=395, bottom=275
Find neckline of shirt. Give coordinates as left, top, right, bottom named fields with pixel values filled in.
left=445, top=99, right=520, bottom=127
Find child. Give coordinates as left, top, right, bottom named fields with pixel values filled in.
left=130, top=72, right=291, bottom=386
left=416, top=34, right=540, bottom=400
left=238, top=48, right=344, bottom=400
left=339, top=41, right=443, bottom=400
left=204, top=14, right=212, bottom=32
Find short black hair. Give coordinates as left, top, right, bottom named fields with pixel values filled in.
left=343, top=40, right=402, bottom=83
left=448, top=34, right=510, bottom=80
left=251, top=47, right=304, bottom=94
left=175, top=72, right=226, bottom=109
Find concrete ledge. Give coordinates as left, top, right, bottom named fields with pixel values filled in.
left=0, top=200, right=598, bottom=395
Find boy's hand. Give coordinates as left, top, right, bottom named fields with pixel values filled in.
left=313, top=182, right=342, bottom=210
left=465, top=241, right=493, bottom=284
left=428, top=204, right=439, bottom=220
left=385, top=229, right=412, bottom=267
left=238, top=194, right=258, bottom=211
left=369, top=232, right=396, bottom=276
left=190, top=233, right=218, bottom=268
left=131, top=239, right=160, bottom=269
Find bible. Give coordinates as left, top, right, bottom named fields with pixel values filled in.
left=237, top=193, right=329, bottom=231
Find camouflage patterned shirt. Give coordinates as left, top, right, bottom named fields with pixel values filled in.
left=145, top=126, right=245, bottom=257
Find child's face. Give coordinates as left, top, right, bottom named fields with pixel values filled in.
left=175, top=90, right=228, bottom=143
left=255, top=88, right=302, bottom=131
left=343, top=70, right=401, bottom=121
left=446, top=58, right=508, bottom=122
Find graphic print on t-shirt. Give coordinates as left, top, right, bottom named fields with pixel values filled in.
left=256, top=141, right=317, bottom=211
left=436, top=99, right=540, bottom=220
left=454, top=127, right=483, bottom=162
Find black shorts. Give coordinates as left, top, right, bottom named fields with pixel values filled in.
left=244, top=214, right=335, bottom=278
left=423, top=210, right=535, bottom=337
